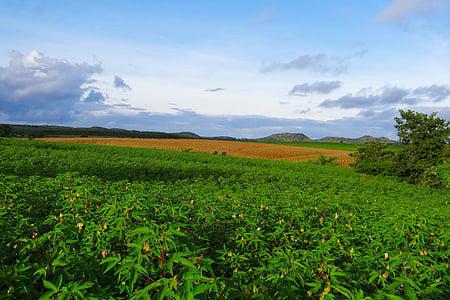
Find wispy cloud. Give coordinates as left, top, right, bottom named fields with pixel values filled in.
left=261, top=50, right=367, bottom=75
left=113, top=75, right=131, bottom=90
left=377, top=0, right=448, bottom=22
left=204, top=87, right=225, bottom=92
left=289, top=81, right=342, bottom=96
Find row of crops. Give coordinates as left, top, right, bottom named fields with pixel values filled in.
left=0, top=138, right=449, bottom=299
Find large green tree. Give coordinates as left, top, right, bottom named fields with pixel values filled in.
left=353, top=110, right=449, bottom=186
left=394, top=110, right=449, bottom=184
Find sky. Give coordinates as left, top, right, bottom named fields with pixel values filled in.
left=0, top=0, right=449, bottom=139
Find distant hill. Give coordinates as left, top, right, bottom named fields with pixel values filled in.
left=1, top=123, right=395, bottom=144
left=317, top=135, right=395, bottom=144
left=256, top=133, right=311, bottom=142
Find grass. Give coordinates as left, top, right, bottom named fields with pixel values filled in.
left=268, top=141, right=362, bottom=151
left=269, top=141, right=402, bottom=152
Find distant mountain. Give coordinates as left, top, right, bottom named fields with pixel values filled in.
left=316, top=135, right=395, bottom=144
left=256, top=133, right=311, bottom=142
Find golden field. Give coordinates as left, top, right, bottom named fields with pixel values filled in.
left=41, top=138, right=354, bottom=166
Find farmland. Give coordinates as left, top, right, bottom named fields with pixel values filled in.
left=1, top=138, right=448, bottom=299
left=41, top=137, right=354, bottom=166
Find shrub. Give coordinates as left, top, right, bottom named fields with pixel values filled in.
left=352, top=143, right=395, bottom=175
left=314, top=154, right=336, bottom=165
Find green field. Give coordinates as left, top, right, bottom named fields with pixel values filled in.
left=268, top=141, right=362, bottom=151
left=1, top=139, right=448, bottom=299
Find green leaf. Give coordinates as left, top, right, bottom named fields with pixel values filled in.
left=385, top=294, right=405, bottom=300
left=43, top=280, right=58, bottom=292
left=38, top=291, right=56, bottom=300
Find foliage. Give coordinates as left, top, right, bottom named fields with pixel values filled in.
left=2, top=124, right=203, bottom=139
left=0, top=125, right=12, bottom=137
left=394, top=110, right=450, bottom=185
left=352, top=143, right=396, bottom=175
left=314, top=154, right=337, bottom=165
left=0, top=138, right=449, bottom=299
left=353, top=110, right=450, bottom=186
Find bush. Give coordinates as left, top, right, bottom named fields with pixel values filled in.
left=314, top=154, right=336, bottom=165
left=437, top=164, right=450, bottom=188
left=352, top=143, right=396, bottom=175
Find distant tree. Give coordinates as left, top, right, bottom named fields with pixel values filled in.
left=29, top=131, right=45, bottom=138
left=0, top=124, right=13, bottom=137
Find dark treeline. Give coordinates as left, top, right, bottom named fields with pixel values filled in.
left=0, top=124, right=223, bottom=140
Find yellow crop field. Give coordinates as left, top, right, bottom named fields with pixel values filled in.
left=41, top=138, right=354, bottom=166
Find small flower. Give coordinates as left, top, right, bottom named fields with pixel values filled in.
left=77, top=222, right=84, bottom=231
left=227, top=251, right=233, bottom=257
left=384, top=252, right=389, bottom=259
left=419, top=249, right=427, bottom=256
left=32, top=231, right=38, bottom=238
left=142, top=242, right=150, bottom=252
left=101, top=250, right=108, bottom=258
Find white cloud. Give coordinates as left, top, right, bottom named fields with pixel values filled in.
left=0, top=50, right=104, bottom=122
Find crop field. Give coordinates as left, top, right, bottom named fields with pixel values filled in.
left=41, top=137, right=354, bottom=166
left=0, top=138, right=448, bottom=299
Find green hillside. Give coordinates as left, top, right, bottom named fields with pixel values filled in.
left=269, top=141, right=362, bottom=151
left=0, top=139, right=448, bottom=299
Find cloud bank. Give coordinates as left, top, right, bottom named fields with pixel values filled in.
left=320, top=85, right=450, bottom=109
left=0, top=50, right=104, bottom=122
left=0, top=50, right=448, bottom=139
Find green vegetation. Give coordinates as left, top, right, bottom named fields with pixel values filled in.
left=317, top=136, right=394, bottom=144
left=354, top=110, right=450, bottom=186
left=1, top=124, right=203, bottom=139
left=270, top=141, right=362, bottom=151
left=1, top=138, right=448, bottom=299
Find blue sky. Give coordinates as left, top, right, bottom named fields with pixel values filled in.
left=0, top=0, right=449, bottom=138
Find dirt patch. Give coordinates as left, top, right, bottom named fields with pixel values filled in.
left=41, top=138, right=354, bottom=166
